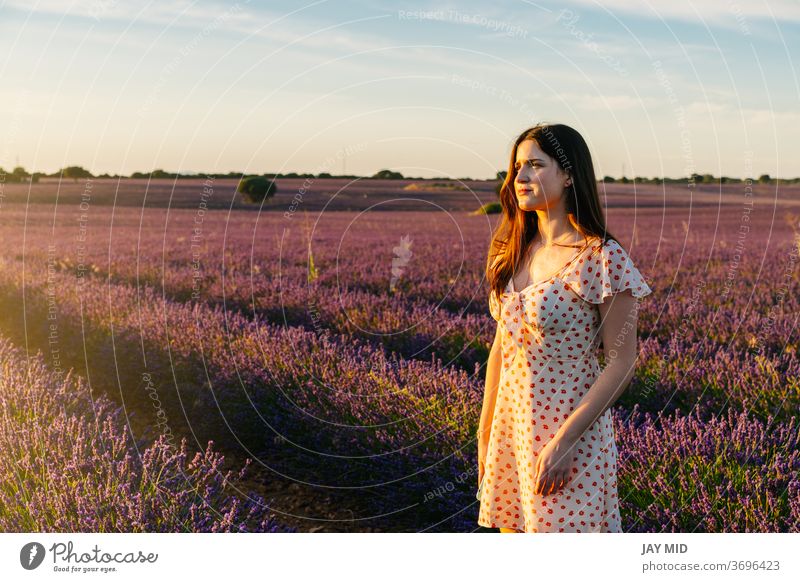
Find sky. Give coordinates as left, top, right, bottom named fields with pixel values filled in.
left=0, top=0, right=798, bottom=180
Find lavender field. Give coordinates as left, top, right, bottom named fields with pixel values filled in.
left=0, top=178, right=798, bottom=532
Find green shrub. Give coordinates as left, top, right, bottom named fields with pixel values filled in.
left=472, top=202, right=502, bottom=215
left=237, top=176, right=277, bottom=203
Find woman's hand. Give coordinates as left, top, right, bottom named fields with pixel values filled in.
left=533, top=435, right=577, bottom=496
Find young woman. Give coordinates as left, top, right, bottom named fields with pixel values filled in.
left=476, top=123, right=652, bottom=533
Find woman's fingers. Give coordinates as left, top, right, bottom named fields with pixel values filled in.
left=535, top=472, right=568, bottom=495
left=536, top=472, right=549, bottom=495
left=535, top=467, right=572, bottom=495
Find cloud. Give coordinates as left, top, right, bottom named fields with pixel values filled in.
left=1, top=0, right=393, bottom=53
left=542, top=92, right=661, bottom=110
left=686, top=100, right=728, bottom=114
left=562, top=0, right=800, bottom=24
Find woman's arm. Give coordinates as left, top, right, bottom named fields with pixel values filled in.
left=477, top=324, right=503, bottom=457
left=554, top=290, right=642, bottom=445
left=532, top=291, right=642, bottom=495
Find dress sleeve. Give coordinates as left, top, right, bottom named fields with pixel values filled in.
left=562, top=238, right=652, bottom=304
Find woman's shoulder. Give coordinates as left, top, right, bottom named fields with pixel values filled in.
left=562, top=236, right=652, bottom=303
left=581, top=236, right=629, bottom=261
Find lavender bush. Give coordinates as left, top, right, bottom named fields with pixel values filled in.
left=0, top=334, right=289, bottom=532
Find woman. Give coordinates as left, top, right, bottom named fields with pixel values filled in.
left=476, top=123, right=652, bottom=533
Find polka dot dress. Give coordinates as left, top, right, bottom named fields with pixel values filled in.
left=478, top=237, right=652, bottom=533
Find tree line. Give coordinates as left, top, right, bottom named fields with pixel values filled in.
left=3, top=165, right=796, bottom=186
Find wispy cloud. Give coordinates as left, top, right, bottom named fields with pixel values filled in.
left=563, top=0, right=800, bottom=24
left=685, top=100, right=800, bottom=124
left=1, top=0, right=392, bottom=53
left=3, top=0, right=236, bottom=27
left=549, top=92, right=662, bottom=110
left=0, top=1, right=581, bottom=86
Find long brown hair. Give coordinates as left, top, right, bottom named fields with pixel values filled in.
left=487, top=122, right=618, bottom=300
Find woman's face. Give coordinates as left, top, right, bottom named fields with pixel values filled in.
left=513, top=139, right=570, bottom=212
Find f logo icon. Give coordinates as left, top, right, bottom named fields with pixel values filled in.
left=20, top=542, right=46, bottom=570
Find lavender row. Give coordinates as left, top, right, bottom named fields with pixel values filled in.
left=615, top=404, right=799, bottom=532
left=0, top=256, right=482, bottom=490
left=624, top=336, right=800, bottom=424
left=12, top=203, right=797, bottom=363
left=0, top=333, right=289, bottom=532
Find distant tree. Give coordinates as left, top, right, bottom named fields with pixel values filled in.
left=0, top=166, right=35, bottom=183
left=758, top=174, right=771, bottom=184
left=237, top=176, right=277, bottom=204
left=602, top=176, right=615, bottom=183
left=372, top=169, right=404, bottom=179
left=496, top=170, right=507, bottom=181
left=701, top=173, right=715, bottom=184
left=620, top=176, right=630, bottom=184
left=61, top=166, right=93, bottom=181
left=316, top=172, right=332, bottom=178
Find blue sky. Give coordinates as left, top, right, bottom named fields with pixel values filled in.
left=1, top=0, right=798, bottom=179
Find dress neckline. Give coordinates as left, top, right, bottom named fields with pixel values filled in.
left=510, top=238, right=598, bottom=293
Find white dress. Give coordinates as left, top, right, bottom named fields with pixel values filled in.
left=478, top=237, right=652, bottom=532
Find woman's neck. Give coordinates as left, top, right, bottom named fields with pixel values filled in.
left=533, top=205, right=580, bottom=246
